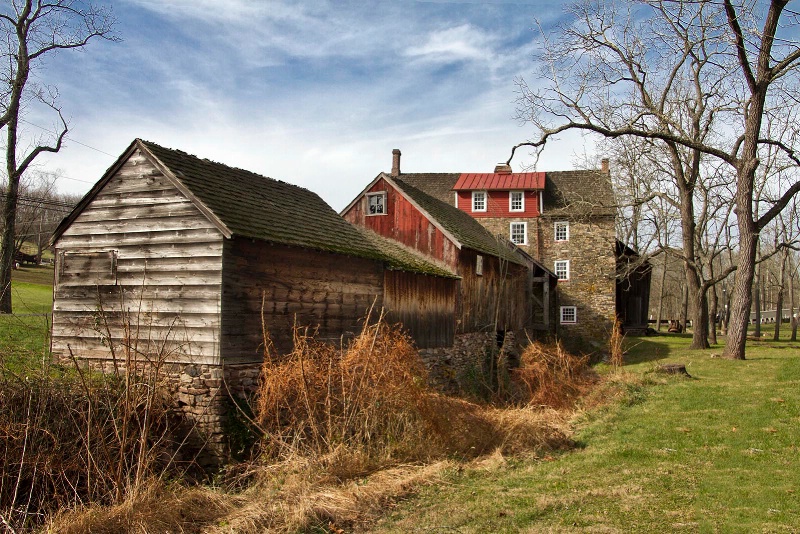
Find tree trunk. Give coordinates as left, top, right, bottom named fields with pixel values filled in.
left=790, top=260, right=797, bottom=342
left=680, top=283, right=689, bottom=333
left=709, top=287, right=718, bottom=345
left=753, top=264, right=762, bottom=337
left=724, top=223, right=757, bottom=360
left=655, top=253, right=668, bottom=331
left=0, top=179, right=19, bottom=314
left=774, top=251, right=788, bottom=341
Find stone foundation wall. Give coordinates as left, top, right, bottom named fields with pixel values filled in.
left=419, top=330, right=519, bottom=393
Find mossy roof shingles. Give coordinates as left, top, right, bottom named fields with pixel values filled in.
left=392, top=177, right=524, bottom=266
left=137, top=140, right=453, bottom=277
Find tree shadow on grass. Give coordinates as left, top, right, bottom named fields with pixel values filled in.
left=622, top=334, right=680, bottom=365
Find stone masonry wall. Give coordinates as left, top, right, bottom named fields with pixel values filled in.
left=540, top=214, right=617, bottom=354
left=477, top=214, right=617, bottom=355
left=419, top=330, right=519, bottom=393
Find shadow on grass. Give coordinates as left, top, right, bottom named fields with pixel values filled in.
left=622, top=335, right=677, bottom=365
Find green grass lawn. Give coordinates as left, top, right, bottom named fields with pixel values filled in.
left=371, top=333, right=800, bottom=533
left=1, top=265, right=53, bottom=370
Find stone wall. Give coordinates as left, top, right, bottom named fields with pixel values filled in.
left=540, top=214, right=617, bottom=354
left=419, top=330, right=519, bottom=393
left=477, top=214, right=617, bottom=355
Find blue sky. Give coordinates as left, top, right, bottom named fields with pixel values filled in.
left=29, top=0, right=591, bottom=210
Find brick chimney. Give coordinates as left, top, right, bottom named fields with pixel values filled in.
left=494, top=163, right=512, bottom=174
left=601, top=158, right=610, bottom=174
left=391, top=149, right=401, bottom=177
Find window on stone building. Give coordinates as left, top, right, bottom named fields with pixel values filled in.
left=367, top=192, right=386, bottom=215
left=509, top=191, right=524, bottom=212
left=560, top=306, right=577, bottom=324
left=555, top=221, right=569, bottom=241
left=510, top=222, right=527, bottom=245
left=554, top=260, right=569, bottom=280
left=472, top=191, right=487, bottom=212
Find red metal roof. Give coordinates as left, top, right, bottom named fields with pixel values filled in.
left=453, top=172, right=545, bottom=190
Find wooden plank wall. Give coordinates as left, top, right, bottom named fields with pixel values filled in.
left=343, top=178, right=460, bottom=269
left=220, top=239, right=385, bottom=362
left=457, top=249, right=529, bottom=333
left=383, top=270, right=457, bottom=348
left=52, top=149, right=224, bottom=364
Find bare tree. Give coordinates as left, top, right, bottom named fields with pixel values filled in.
left=510, top=0, right=800, bottom=359
left=0, top=0, right=116, bottom=313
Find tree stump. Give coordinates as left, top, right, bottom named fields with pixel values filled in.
left=658, top=363, right=691, bottom=377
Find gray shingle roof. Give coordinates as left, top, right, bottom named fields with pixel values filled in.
left=53, top=139, right=454, bottom=279
left=543, top=170, right=615, bottom=217
left=391, top=177, right=525, bottom=266
left=140, top=140, right=392, bottom=259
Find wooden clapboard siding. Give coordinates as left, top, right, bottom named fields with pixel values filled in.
left=457, top=249, right=529, bottom=333
left=51, top=149, right=224, bottom=365
left=343, top=177, right=460, bottom=269
left=383, top=270, right=456, bottom=348
left=220, top=239, right=384, bottom=362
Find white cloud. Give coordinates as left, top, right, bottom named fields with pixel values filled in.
left=405, top=24, right=496, bottom=64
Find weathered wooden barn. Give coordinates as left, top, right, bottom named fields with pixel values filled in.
left=50, top=139, right=460, bottom=369
left=615, top=241, right=652, bottom=334
left=341, top=167, right=537, bottom=335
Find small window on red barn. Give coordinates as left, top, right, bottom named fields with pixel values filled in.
left=509, top=191, right=524, bottom=212
left=367, top=192, right=386, bottom=215
left=472, top=191, right=487, bottom=212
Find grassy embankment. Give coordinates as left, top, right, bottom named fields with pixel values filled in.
left=371, top=331, right=800, bottom=533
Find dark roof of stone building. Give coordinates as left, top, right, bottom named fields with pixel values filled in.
left=392, top=177, right=525, bottom=265
left=395, top=170, right=615, bottom=217
left=52, top=139, right=455, bottom=278
left=543, top=170, right=615, bottom=217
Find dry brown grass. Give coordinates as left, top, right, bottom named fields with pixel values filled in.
left=48, top=320, right=593, bottom=533
left=609, top=317, right=625, bottom=371
left=509, top=340, right=595, bottom=409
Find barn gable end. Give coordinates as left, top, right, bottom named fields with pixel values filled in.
left=52, top=146, right=226, bottom=365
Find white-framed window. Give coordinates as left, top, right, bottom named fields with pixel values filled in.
left=367, top=192, right=386, bottom=215
left=472, top=191, right=487, bottom=212
left=476, top=255, right=483, bottom=276
left=509, top=191, right=524, bottom=212
left=554, top=221, right=569, bottom=241
left=510, top=222, right=527, bottom=245
left=554, top=260, right=570, bottom=281
left=560, top=306, right=577, bottom=324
